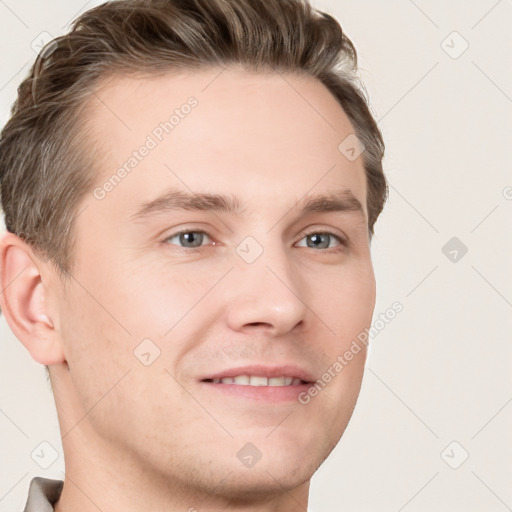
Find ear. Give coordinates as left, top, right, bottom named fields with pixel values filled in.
left=0, top=231, right=66, bottom=365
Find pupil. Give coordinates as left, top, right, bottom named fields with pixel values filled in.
left=309, top=233, right=328, bottom=249
left=181, top=232, right=202, bottom=247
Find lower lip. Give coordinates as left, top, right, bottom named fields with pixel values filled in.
left=201, top=382, right=313, bottom=402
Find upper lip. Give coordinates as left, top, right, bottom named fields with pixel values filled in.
left=200, top=364, right=316, bottom=383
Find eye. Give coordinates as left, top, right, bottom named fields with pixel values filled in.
left=162, top=229, right=346, bottom=251
left=296, top=231, right=345, bottom=251
left=163, top=230, right=213, bottom=249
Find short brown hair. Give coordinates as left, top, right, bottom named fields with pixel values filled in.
left=0, top=0, right=387, bottom=277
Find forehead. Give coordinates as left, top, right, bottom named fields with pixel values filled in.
left=81, top=67, right=367, bottom=218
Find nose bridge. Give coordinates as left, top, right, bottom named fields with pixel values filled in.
left=225, top=233, right=307, bottom=334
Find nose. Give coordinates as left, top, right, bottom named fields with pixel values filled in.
left=224, top=243, right=309, bottom=337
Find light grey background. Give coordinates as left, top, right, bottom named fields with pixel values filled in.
left=1, top=1, right=511, bottom=511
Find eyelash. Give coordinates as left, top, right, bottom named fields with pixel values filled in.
left=162, top=228, right=347, bottom=252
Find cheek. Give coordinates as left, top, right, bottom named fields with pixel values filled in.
left=69, top=256, right=190, bottom=342
left=57, top=266, right=138, bottom=409
left=114, top=256, right=220, bottom=331
left=317, top=261, right=376, bottom=337
left=309, top=260, right=374, bottom=400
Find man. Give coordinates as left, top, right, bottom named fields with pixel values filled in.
left=0, top=0, right=387, bottom=510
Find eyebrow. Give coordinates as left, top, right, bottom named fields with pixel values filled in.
left=129, top=187, right=366, bottom=222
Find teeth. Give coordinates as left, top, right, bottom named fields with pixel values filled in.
left=211, top=375, right=304, bottom=387
left=250, top=376, right=268, bottom=386
left=233, top=375, right=250, bottom=385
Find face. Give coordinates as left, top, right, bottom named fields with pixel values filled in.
left=50, top=67, right=376, bottom=500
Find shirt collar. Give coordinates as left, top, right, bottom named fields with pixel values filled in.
left=23, top=477, right=63, bottom=512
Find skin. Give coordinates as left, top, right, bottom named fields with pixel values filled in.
left=0, top=66, right=376, bottom=511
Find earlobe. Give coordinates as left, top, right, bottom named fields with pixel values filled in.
left=0, top=232, right=65, bottom=365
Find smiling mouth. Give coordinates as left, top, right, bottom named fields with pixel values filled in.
left=202, top=375, right=310, bottom=387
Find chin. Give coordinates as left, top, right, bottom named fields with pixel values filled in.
left=223, top=435, right=327, bottom=492
left=209, top=463, right=313, bottom=504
